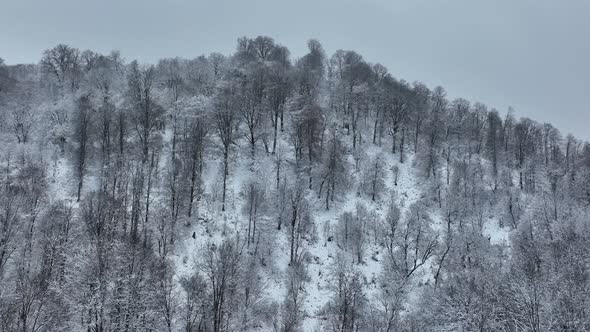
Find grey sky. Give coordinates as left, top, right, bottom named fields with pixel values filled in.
left=1, top=0, right=589, bottom=141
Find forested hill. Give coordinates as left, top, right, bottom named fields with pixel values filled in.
left=0, top=37, right=589, bottom=331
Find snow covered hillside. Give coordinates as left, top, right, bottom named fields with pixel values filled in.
left=1, top=38, right=589, bottom=331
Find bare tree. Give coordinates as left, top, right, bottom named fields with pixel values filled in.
left=323, top=255, right=367, bottom=332
left=238, top=88, right=265, bottom=156
left=297, top=39, right=326, bottom=103
left=241, top=180, right=266, bottom=248
left=267, top=61, right=292, bottom=154
left=73, top=94, right=93, bottom=201
left=410, top=82, right=430, bottom=153
left=202, top=236, right=244, bottom=332
left=0, top=188, right=21, bottom=284
left=186, top=103, right=209, bottom=219
left=287, top=181, right=314, bottom=265
left=40, top=44, right=82, bottom=93
left=7, top=84, right=36, bottom=144
left=364, top=154, right=387, bottom=201
left=386, top=201, right=438, bottom=281
left=180, top=274, right=209, bottom=332
left=282, top=261, right=308, bottom=332
left=318, top=128, right=348, bottom=210
left=295, top=104, right=324, bottom=189
left=213, top=85, right=239, bottom=212
left=337, top=203, right=368, bottom=263
left=126, top=60, right=164, bottom=243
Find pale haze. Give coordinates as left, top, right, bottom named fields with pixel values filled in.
left=2, top=0, right=589, bottom=140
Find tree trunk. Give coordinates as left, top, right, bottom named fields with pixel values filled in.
left=222, top=149, right=229, bottom=212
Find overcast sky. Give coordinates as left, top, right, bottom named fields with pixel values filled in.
left=1, top=0, right=589, bottom=140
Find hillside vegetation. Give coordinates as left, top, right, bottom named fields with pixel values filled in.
left=0, top=38, right=589, bottom=331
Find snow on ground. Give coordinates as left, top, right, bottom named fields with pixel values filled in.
left=27, top=115, right=439, bottom=330
left=166, top=134, right=518, bottom=330
left=168, top=130, right=440, bottom=331
left=36, top=123, right=515, bottom=331
left=0, top=90, right=523, bottom=332
left=483, top=216, right=511, bottom=246
left=49, top=156, right=75, bottom=203
left=298, top=144, right=427, bottom=330
left=37, top=126, right=516, bottom=332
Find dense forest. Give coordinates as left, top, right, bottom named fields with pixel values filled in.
left=0, top=37, right=589, bottom=331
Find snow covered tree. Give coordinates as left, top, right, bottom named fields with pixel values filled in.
left=318, top=128, right=348, bottom=210
left=241, top=180, right=267, bottom=248
left=202, top=236, right=244, bottom=332
left=286, top=181, right=315, bottom=265
left=323, top=255, right=368, bottom=332
left=364, top=153, right=387, bottom=201
left=40, top=44, right=82, bottom=93
left=213, top=84, right=239, bottom=212
left=282, top=261, right=308, bottom=332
